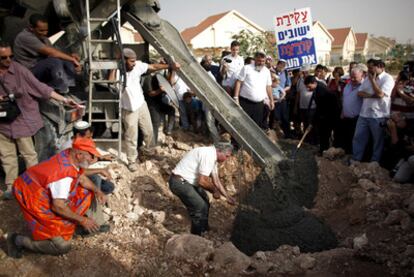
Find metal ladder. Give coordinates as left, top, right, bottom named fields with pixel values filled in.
left=85, top=0, right=126, bottom=156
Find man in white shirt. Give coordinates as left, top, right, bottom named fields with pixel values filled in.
left=233, top=51, right=274, bottom=129
left=220, top=41, right=244, bottom=96
left=352, top=58, right=395, bottom=162
left=169, top=143, right=235, bottom=235
left=109, top=48, right=179, bottom=171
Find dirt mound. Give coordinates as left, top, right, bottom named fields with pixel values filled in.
left=1, top=133, right=413, bottom=276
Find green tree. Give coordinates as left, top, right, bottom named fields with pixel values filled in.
left=231, top=30, right=273, bottom=58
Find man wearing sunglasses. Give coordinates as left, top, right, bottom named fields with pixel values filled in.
left=0, top=41, right=79, bottom=200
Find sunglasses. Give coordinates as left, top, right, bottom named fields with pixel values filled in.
left=0, top=55, right=14, bottom=60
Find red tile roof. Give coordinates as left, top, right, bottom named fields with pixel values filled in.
left=181, top=11, right=230, bottom=43
left=328, top=27, right=352, bottom=46
left=355, top=33, right=368, bottom=49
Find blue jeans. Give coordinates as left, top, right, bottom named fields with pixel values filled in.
left=88, top=174, right=115, bottom=195
left=352, top=116, right=387, bottom=162
left=31, top=57, right=76, bottom=93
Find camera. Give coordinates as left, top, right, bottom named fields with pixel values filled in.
left=223, top=58, right=232, bottom=63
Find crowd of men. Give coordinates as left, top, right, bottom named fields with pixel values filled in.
left=1, top=13, right=413, bottom=259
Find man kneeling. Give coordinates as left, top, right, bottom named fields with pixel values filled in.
left=7, top=137, right=107, bottom=258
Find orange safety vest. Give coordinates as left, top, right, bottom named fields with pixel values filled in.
left=13, top=149, right=92, bottom=241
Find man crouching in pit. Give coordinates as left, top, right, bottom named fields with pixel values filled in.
left=6, top=137, right=108, bottom=258
left=169, top=142, right=236, bottom=235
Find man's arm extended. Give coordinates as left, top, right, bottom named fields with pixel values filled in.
left=51, top=199, right=99, bottom=232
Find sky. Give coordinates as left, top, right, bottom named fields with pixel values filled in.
left=158, top=0, right=414, bottom=43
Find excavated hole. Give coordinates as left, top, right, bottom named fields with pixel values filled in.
left=231, top=141, right=338, bottom=255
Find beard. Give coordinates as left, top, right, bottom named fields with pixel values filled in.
left=79, top=160, right=90, bottom=169
left=255, top=65, right=264, bottom=72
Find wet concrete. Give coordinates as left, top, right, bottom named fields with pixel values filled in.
left=231, top=142, right=338, bottom=255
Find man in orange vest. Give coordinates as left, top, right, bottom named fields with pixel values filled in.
left=7, top=137, right=107, bottom=258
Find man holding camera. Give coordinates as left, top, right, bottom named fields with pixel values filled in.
left=0, top=42, right=79, bottom=200
left=352, top=58, right=395, bottom=162
left=220, top=41, right=244, bottom=96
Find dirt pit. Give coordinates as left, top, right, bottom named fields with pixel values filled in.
left=0, top=130, right=413, bottom=276
left=231, top=142, right=337, bottom=255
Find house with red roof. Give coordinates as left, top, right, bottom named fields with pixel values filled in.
left=181, top=10, right=265, bottom=57
left=328, top=27, right=357, bottom=64
left=354, top=32, right=368, bottom=61
left=312, top=21, right=334, bottom=65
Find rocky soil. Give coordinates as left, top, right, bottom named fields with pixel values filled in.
left=0, top=131, right=413, bottom=276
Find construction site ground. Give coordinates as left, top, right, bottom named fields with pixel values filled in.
left=0, top=130, right=413, bottom=276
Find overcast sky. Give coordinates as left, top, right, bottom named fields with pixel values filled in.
left=158, top=0, right=413, bottom=43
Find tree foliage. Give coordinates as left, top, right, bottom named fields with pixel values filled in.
left=231, top=30, right=275, bottom=58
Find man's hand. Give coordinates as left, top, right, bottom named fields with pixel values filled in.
left=99, top=168, right=112, bottom=180
left=170, top=62, right=180, bottom=71
left=80, top=217, right=99, bottom=233
left=95, top=190, right=108, bottom=205
left=269, top=101, right=275, bottom=111
left=368, top=72, right=377, bottom=82
left=387, top=118, right=396, bottom=131
left=100, top=154, right=114, bottom=161
left=233, top=97, right=239, bottom=105
left=226, top=195, right=236, bottom=205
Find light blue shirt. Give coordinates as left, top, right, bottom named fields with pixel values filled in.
left=276, top=69, right=291, bottom=88
left=342, top=82, right=362, bottom=118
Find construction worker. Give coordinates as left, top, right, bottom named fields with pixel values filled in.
left=169, top=142, right=235, bottom=235
left=7, top=137, right=107, bottom=258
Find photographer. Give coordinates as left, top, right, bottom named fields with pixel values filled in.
left=381, top=112, right=414, bottom=183
left=220, top=41, right=244, bottom=96
left=391, top=70, right=414, bottom=123
left=0, top=42, right=80, bottom=200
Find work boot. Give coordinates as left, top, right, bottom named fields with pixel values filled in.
left=6, top=233, right=23, bottom=259
left=165, top=117, right=175, bottom=135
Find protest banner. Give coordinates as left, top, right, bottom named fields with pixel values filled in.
left=274, top=7, right=317, bottom=69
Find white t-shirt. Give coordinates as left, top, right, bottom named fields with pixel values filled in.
left=121, top=61, right=149, bottom=112
left=221, top=54, right=244, bottom=88
left=172, top=74, right=190, bottom=101
left=358, top=71, right=394, bottom=118
left=48, top=177, right=73, bottom=199
left=238, top=64, right=272, bottom=102
left=172, top=146, right=217, bottom=185
left=297, top=78, right=316, bottom=109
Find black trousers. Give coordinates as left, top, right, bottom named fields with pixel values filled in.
left=336, top=117, right=358, bottom=154
left=148, top=103, right=175, bottom=144
left=239, top=96, right=265, bottom=129
left=168, top=176, right=210, bottom=235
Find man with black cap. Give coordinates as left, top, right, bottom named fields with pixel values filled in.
left=7, top=137, right=107, bottom=258
left=109, top=48, right=180, bottom=172
left=168, top=142, right=235, bottom=235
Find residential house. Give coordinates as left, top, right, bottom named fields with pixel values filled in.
left=181, top=10, right=265, bottom=58
left=328, top=27, right=357, bottom=64
left=312, top=21, right=334, bottom=65
left=354, top=33, right=368, bottom=62
left=366, top=36, right=396, bottom=59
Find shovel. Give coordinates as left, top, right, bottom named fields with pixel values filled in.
left=291, top=124, right=312, bottom=161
